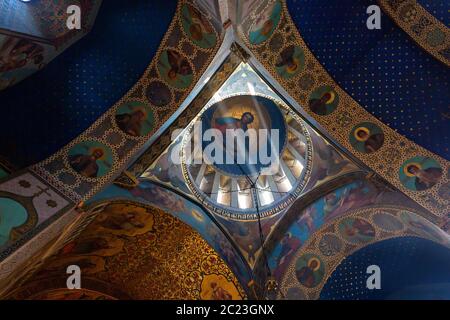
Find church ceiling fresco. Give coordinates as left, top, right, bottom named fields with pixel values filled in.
left=0, top=0, right=448, bottom=302
left=258, top=178, right=424, bottom=280
left=0, top=0, right=101, bottom=42
left=0, top=0, right=226, bottom=283
left=7, top=203, right=246, bottom=300
left=416, top=1, right=449, bottom=26
left=0, top=173, right=73, bottom=258
left=320, top=236, right=450, bottom=299
left=274, top=206, right=450, bottom=299
left=0, top=35, right=55, bottom=91
left=239, top=0, right=449, bottom=217
left=0, top=0, right=176, bottom=167
left=139, top=62, right=363, bottom=271
left=285, top=0, right=450, bottom=161
left=142, top=63, right=361, bottom=212
left=378, top=0, right=450, bottom=67
left=128, top=48, right=244, bottom=178
left=0, top=0, right=102, bottom=92
left=28, top=0, right=224, bottom=202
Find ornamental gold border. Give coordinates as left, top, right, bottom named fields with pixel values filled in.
left=128, top=50, right=243, bottom=177
left=239, top=0, right=449, bottom=217
left=277, top=205, right=450, bottom=300
left=28, top=0, right=224, bottom=202
left=180, top=92, right=313, bottom=220
left=378, top=0, right=450, bottom=67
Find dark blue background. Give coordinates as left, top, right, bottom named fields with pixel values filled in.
left=320, top=236, right=450, bottom=299
left=0, top=0, right=176, bottom=167
left=287, top=0, right=450, bottom=160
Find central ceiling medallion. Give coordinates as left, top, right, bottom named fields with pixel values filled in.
left=181, top=93, right=312, bottom=220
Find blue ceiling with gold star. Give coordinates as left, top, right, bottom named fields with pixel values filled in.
left=1, top=0, right=448, bottom=169
left=0, top=0, right=176, bottom=168
left=287, top=0, right=450, bottom=160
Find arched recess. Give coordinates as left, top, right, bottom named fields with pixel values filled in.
left=83, top=181, right=253, bottom=294
left=378, top=0, right=450, bottom=67
left=275, top=206, right=450, bottom=299
left=6, top=202, right=246, bottom=300
left=0, top=0, right=177, bottom=167
left=320, top=236, right=450, bottom=300
left=0, top=0, right=227, bottom=283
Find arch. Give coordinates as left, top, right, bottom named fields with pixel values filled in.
left=320, top=236, right=450, bottom=300
left=237, top=0, right=449, bottom=217
left=378, top=0, right=450, bottom=67
left=85, top=180, right=253, bottom=293
left=276, top=206, right=449, bottom=299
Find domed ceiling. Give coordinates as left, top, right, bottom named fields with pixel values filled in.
left=181, top=94, right=311, bottom=216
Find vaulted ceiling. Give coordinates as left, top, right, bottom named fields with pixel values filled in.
left=0, top=0, right=448, bottom=300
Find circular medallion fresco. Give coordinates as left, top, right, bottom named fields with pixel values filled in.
left=181, top=3, right=217, bottom=49
left=295, top=253, right=325, bottom=288
left=0, top=197, right=28, bottom=247
left=146, top=81, right=172, bottom=107
left=338, top=217, right=376, bottom=244
left=115, top=101, right=154, bottom=137
left=275, top=45, right=305, bottom=79
left=157, top=49, right=193, bottom=89
left=68, top=141, right=113, bottom=178
left=399, top=156, right=443, bottom=191
left=181, top=94, right=311, bottom=218
left=308, top=86, right=339, bottom=116
left=249, top=0, right=282, bottom=45
left=349, top=122, right=384, bottom=154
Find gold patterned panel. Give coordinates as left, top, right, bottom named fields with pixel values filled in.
left=278, top=206, right=450, bottom=300
left=7, top=202, right=246, bottom=300
left=378, top=0, right=450, bottom=67
left=239, top=0, right=449, bottom=217
left=129, top=47, right=243, bottom=177
left=26, top=288, right=117, bottom=300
